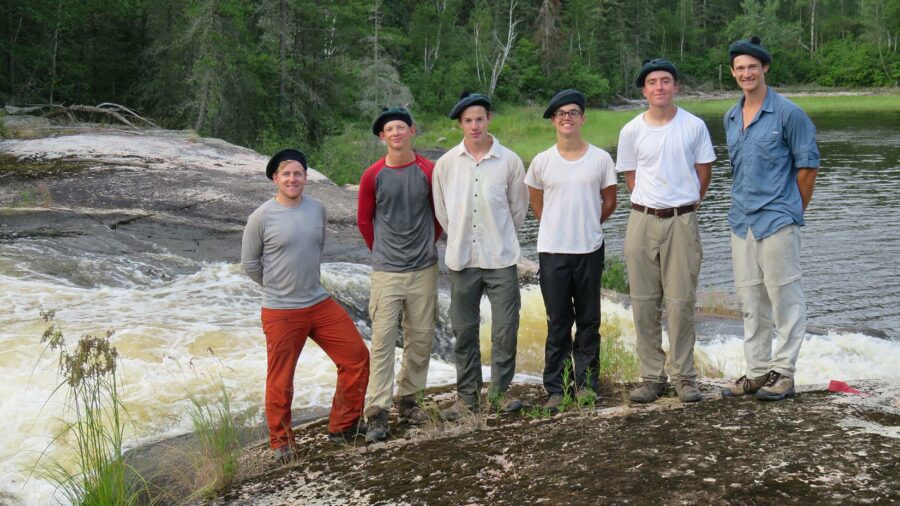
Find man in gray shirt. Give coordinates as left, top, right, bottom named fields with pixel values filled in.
left=242, top=148, right=369, bottom=464
left=357, top=108, right=441, bottom=442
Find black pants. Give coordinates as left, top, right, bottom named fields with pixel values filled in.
left=538, top=244, right=604, bottom=396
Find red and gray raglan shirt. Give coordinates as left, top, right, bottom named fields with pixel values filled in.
left=357, top=153, right=442, bottom=272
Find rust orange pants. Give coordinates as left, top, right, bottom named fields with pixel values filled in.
left=261, top=298, right=369, bottom=449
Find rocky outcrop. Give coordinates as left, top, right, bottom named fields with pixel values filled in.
left=208, top=379, right=899, bottom=505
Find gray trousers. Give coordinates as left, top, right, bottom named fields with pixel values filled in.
left=447, top=266, right=520, bottom=405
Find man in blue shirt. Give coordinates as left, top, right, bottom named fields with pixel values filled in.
left=721, top=37, right=819, bottom=401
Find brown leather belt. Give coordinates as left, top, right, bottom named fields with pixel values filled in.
left=631, top=203, right=696, bottom=218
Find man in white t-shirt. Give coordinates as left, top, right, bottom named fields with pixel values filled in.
left=525, top=89, right=618, bottom=412
left=615, top=59, right=715, bottom=404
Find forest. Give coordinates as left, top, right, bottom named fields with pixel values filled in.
left=2, top=0, right=897, bottom=153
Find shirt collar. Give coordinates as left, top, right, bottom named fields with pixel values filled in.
left=456, top=134, right=501, bottom=160
left=730, top=87, right=776, bottom=121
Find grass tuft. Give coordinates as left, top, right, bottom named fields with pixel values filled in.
left=185, top=379, right=242, bottom=499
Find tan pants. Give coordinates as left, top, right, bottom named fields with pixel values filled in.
left=365, top=264, right=438, bottom=416
left=731, top=225, right=806, bottom=377
left=624, top=209, right=701, bottom=382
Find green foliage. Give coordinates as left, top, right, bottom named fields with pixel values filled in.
left=602, top=255, right=629, bottom=294
left=2, top=0, right=896, bottom=154
left=311, top=125, right=384, bottom=186
left=34, top=310, right=148, bottom=506
left=817, top=39, right=897, bottom=87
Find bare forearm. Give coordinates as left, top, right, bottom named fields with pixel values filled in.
left=600, top=186, right=617, bottom=223
left=797, top=168, right=817, bottom=211
left=528, top=187, right=544, bottom=221
left=624, top=171, right=635, bottom=193
left=695, top=163, right=712, bottom=201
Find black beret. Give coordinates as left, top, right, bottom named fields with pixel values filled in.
left=266, top=148, right=307, bottom=180
left=729, top=36, right=772, bottom=65
left=543, top=89, right=586, bottom=119
left=372, top=106, right=413, bottom=136
left=448, top=91, right=492, bottom=119
left=634, top=58, right=679, bottom=88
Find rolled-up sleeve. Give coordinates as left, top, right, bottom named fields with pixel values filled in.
left=785, top=107, right=820, bottom=169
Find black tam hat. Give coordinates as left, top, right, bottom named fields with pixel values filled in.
left=634, top=58, right=679, bottom=88
left=543, top=89, right=586, bottom=119
left=266, top=148, right=307, bottom=180
left=372, top=106, right=414, bottom=136
left=448, top=91, right=492, bottom=119
left=729, top=36, right=772, bottom=65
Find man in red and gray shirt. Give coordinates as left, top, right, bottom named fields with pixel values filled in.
left=357, top=107, right=442, bottom=442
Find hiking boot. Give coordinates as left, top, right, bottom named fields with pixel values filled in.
left=721, top=373, right=769, bottom=398
left=441, top=399, right=478, bottom=422
left=327, top=418, right=367, bottom=444
left=365, top=409, right=390, bottom=443
left=673, top=379, right=702, bottom=403
left=490, top=393, right=524, bottom=413
left=272, top=445, right=295, bottom=465
left=398, top=395, right=429, bottom=425
left=543, top=394, right=564, bottom=413
left=629, top=380, right=667, bottom=403
left=755, top=372, right=795, bottom=401
left=576, top=388, right=600, bottom=407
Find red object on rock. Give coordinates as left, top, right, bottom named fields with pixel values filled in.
left=828, top=380, right=868, bottom=396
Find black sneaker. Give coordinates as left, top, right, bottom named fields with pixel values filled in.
left=365, top=410, right=390, bottom=443
left=327, top=418, right=367, bottom=444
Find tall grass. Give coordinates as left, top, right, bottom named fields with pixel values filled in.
left=185, top=379, right=242, bottom=499
left=33, top=310, right=147, bottom=506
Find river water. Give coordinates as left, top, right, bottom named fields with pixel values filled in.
left=1, top=111, right=899, bottom=504
left=521, top=110, right=900, bottom=336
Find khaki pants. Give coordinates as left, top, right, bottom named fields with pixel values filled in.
left=731, top=225, right=806, bottom=377
left=365, top=264, right=438, bottom=416
left=624, top=209, right=701, bottom=382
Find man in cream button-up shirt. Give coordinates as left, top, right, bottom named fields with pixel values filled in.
left=433, top=92, right=528, bottom=418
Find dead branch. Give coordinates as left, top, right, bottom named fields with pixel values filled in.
left=5, top=103, right=160, bottom=129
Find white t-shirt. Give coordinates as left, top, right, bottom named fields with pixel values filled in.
left=615, top=107, right=716, bottom=208
left=525, top=144, right=617, bottom=254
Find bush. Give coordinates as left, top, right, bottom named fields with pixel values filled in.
left=816, top=39, right=896, bottom=87
left=311, top=126, right=383, bottom=185
left=185, top=380, right=241, bottom=499
left=602, top=255, right=628, bottom=294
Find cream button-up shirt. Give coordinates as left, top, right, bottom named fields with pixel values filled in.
left=432, top=136, right=528, bottom=271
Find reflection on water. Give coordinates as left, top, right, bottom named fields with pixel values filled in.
left=520, top=111, right=900, bottom=337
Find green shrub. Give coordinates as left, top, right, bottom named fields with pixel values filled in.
left=602, top=255, right=629, bottom=294
left=311, top=125, right=383, bottom=185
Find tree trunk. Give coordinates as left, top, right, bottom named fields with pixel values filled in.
left=49, top=0, right=63, bottom=105
left=279, top=0, right=287, bottom=111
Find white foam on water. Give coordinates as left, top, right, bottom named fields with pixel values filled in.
left=697, top=331, right=900, bottom=384
left=0, top=260, right=456, bottom=505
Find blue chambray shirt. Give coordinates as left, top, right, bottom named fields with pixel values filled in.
left=724, top=88, right=820, bottom=239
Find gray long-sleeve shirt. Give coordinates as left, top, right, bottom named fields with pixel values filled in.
left=241, top=197, right=329, bottom=309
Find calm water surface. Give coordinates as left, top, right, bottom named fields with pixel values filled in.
left=520, top=111, right=900, bottom=337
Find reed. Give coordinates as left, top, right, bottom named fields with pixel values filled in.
left=32, top=310, right=148, bottom=506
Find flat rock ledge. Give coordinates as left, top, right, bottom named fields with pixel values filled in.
left=204, top=379, right=899, bottom=505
